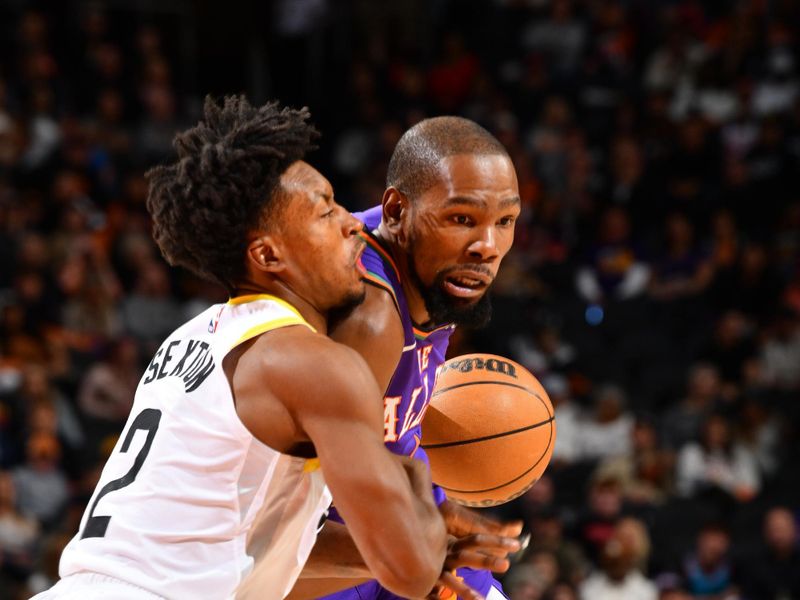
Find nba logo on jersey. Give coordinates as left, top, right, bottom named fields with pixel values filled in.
left=208, top=305, right=225, bottom=333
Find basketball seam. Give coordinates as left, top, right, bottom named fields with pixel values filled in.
left=435, top=420, right=554, bottom=494
left=421, top=416, right=554, bottom=449
left=433, top=380, right=537, bottom=398
left=431, top=380, right=553, bottom=418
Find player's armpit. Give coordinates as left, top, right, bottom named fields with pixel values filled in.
left=262, top=335, right=447, bottom=598
left=329, top=283, right=404, bottom=392
left=295, top=521, right=370, bottom=580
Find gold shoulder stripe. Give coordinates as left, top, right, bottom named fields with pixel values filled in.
left=233, top=316, right=314, bottom=348
left=227, top=293, right=307, bottom=323
left=303, top=458, right=321, bottom=473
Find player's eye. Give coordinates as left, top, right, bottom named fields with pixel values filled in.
left=453, top=215, right=473, bottom=226
left=322, top=209, right=335, bottom=218
left=498, top=216, right=516, bottom=227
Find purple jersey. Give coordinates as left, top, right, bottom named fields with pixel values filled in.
left=320, top=207, right=507, bottom=600
left=355, top=206, right=456, bottom=468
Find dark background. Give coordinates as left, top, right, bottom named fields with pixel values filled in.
left=0, top=1, right=799, bottom=598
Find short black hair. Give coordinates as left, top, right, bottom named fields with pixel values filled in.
left=386, top=116, right=508, bottom=199
left=145, top=95, right=318, bottom=292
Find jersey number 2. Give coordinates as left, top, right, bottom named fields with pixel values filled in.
left=80, top=408, right=162, bottom=539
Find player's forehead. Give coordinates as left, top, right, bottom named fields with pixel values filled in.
left=423, top=153, right=519, bottom=207
left=280, top=160, right=333, bottom=201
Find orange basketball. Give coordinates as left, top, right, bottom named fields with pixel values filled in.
left=422, top=353, right=556, bottom=507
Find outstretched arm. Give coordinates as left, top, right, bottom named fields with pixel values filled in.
left=235, top=328, right=447, bottom=598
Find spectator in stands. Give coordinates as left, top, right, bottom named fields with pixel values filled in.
left=77, top=337, right=139, bottom=426
left=649, top=212, right=714, bottom=303
left=579, top=518, right=658, bottom=600
left=699, top=311, right=756, bottom=397
left=681, top=523, right=736, bottom=598
left=593, top=416, right=673, bottom=507
left=526, top=549, right=561, bottom=592
left=736, top=507, right=800, bottom=600
left=675, top=413, right=760, bottom=501
left=11, top=432, right=68, bottom=528
left=736, top=397, right=781, bottom=478
left=510, top=327, right=576, bottom=378
left=0, top=471, right=39, bottom=580
left=575, top=206, right=650, bottom=304
left=120, top=259, right=181, bottom=354
left=526, top=506, right=591, bottom=586
left=505, top=563, right=548, bottom=600
left=760, top=306, right=800, bottom=391
left=544, top=374, right=581, bottom=466
left=662, top=363, right=723, bottom=450
left=548, top=583, right=578, bottom=600
left=575, top=474, right=626, bottom=563
left=578, top=384, right=633, bottom=462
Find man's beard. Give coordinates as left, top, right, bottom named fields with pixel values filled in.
left=408, top=257, right=493, bottom=328
left=327, top=287, right=367, bottom=325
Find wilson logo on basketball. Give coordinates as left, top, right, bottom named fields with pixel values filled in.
left=441, top=357, right=518, bottom=379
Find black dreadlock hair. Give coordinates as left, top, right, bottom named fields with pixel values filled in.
left=145, top=95, right=319, bottom=293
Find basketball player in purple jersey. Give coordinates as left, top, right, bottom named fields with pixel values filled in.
left=289, top=117, right=523, bottom=600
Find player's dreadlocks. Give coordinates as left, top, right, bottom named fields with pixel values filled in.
left=386, top=116, right=508, bottom=200
left=146, top=95, right=318, bottom=293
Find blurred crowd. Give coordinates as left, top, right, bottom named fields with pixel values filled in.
left=0, top=1, right=799, bottom=599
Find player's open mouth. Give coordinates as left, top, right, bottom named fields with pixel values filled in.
left=442, top=273, right=489, bottom=298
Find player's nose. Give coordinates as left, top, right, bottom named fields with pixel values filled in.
left=341, top=207, right=363, bottom=238
left=467, top=225, right=499, bottom=261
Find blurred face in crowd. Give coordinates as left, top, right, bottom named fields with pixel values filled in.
left=549, top=584, right=578, bottom=600
left=765, top=508, right=797, bottom=556
left=599, top=207, right=631, bottom=244
left=0, top=472, right=16, bottom=508
left=602, top=519, right=649, bottom=581
left=697, top=527, right=730, bottom=568
left=522, top=474, right=555, bottom=511
left=528, top=551, right=559, bottom=588
left=589, top=479, right=623, bottom=518
left=595, top=388, right=624, bottom=423
left=687, top=364, right=720, bottom=402
left=22, top=364, right=50, bottom=400
left=632, top=420, right=658, bottom=451
left=399, top=153, right=520, bottom=326
left=26, top=432, right=61, bottom=471
left=531, top=514, right=562, bottom=545
left=29, top=402, right=58, bottom=434
left=702, top=415, right=731, bottom=451
left=666, top=213, right=693, bottom=251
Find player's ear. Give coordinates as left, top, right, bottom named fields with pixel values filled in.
left=382, top=187, right=410, bottom=244
left=247, top=235, right=284, bottom=273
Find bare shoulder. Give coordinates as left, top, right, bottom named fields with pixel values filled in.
left=329, top=284, right=404, bottom=391
left=251, top=326, right=378, bottom=413
left=330, top=284, right=403, bottom=345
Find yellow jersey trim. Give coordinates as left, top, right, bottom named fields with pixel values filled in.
left=233, top=316, right=314, bottom=347
left=227, top=294, right=316, bottom=332
left=303, top=458, right=321, bottom=473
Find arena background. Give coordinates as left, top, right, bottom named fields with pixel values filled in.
left=0, top=1, right=799, bottom=598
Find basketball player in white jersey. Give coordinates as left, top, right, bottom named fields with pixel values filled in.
left=33, top=96, right=447, bottom=600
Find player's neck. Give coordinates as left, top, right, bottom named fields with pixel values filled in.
left=372, top=227, right=434, bottom=327
left=230, top=282, right=328, bottom=334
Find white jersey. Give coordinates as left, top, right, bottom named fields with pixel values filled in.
left=57, top=295, right=332, bottom=600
